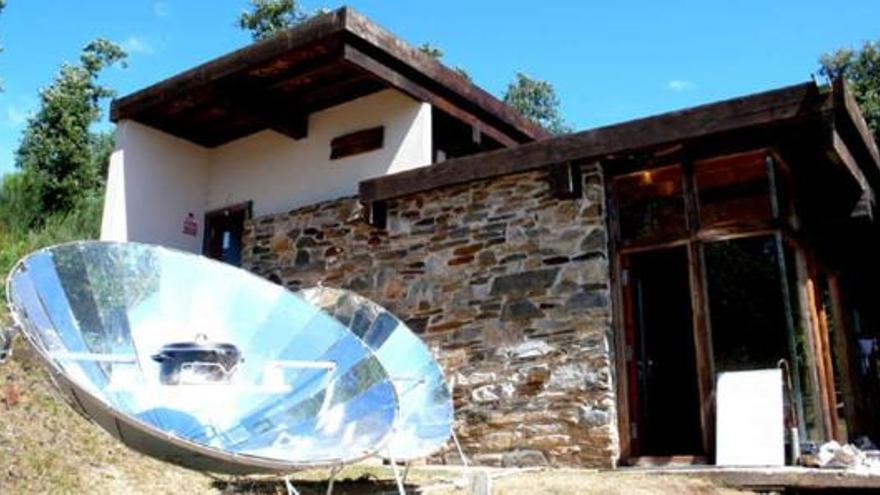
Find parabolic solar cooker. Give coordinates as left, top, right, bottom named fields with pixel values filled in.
left=4, top=241, right=455, bottom=492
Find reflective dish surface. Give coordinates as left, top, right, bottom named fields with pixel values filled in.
left=4, top=242, right=453, bottom=472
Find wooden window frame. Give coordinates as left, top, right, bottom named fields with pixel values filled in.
left=330, top=126, right=384, bottom=160
left=608, top=147, right=841, bottom=465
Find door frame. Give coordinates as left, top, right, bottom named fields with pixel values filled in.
left=618, top=244, right=708, bottom=459
left=202, top=201, right=253, bottom=262
left=607, top=148, right=812, bottom=465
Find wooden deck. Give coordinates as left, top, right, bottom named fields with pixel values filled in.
left=626, top=465, right=880, bottom=491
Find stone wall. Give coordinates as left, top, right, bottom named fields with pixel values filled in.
left=242, top=165, right=619, bottom=468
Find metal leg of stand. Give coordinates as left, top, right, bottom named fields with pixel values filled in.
left=387, top=450, right=407, bottom=495
left=326, top=464, right=342, bottom=495
left=401, top=462, right=411, bottom=486
left=284, top=475, right=301, bottom=495
left=451, top=429, right=470, bottom=467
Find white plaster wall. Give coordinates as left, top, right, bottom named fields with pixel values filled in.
left=102, top=89, right=432, bottom=253
left=100, top=120, right=210, bottom=253
left=206, top=89, right=432, bottom=217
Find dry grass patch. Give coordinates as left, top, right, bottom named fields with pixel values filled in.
left=0, top=340, right=215, bottom=494
left=489, top=469, right=748, bottom=495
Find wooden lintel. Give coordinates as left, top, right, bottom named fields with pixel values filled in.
left=341, top=44, right=518, bottom=148
left=360, top=82, right=820, bottom=203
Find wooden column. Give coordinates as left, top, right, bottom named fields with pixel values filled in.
left=828, top=274, right=862, bottom=440
left=681, top=157, right=715, bottom=457
left=793, top=248, right=829, bottom=440
left=606, top=173, right=633, bottom=463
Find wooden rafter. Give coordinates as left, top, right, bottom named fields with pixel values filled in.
left=109, top=7, right=545, bottom=148
left=340, top=45, right=518, bottom=147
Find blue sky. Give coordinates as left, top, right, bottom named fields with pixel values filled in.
left=1, top=1, right=879, bottom=176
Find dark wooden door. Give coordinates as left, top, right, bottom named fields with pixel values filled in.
left=203, top=202, right=252, bottom=267
left=623, top=246, right=705, bottom=457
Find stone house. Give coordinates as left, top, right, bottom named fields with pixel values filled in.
left=101, top=7, right=880, bottom=468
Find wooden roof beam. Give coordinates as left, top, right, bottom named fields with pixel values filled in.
left=341, top=44, right=519, bottom=148
left=221, top=93, right=309, bottom=142
left=360, top=82, right=821, bottom=203
left=832, top=78, right=880, bottom=192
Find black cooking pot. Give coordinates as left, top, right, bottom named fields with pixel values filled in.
left=152, top=338, right=242, bottom=385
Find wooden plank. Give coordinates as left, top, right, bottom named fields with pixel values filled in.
left=633, top=467, right=880, bottom=490
left=330, top=126, right=384, bottom=159
left=341, top=45, right=519, bottom=148
left=815, top=282, right=841, bottom=441
left=628, top=455, right=708, bottom=467
left=792, top=247, right=829, bottom=440
left=829, top=129, right=869, bottom=193
left=342, top=8, right=549, bottom=141
left=828, top=274, right=860, bottom=441
left=360, top=82, right=821, bottom=202
left=805, top=276, right=836, bottom=439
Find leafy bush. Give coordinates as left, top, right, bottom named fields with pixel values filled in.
left=0, top=191, right=103, bottom=302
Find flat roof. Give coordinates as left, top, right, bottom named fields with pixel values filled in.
left=360, top=80, right=880, bottom=203
left=110, top=7, right=549, bottom=148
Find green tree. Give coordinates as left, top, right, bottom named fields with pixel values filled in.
left=1, top=0, right=7, bottom=90
left=417, top=42, right=470, bottom=80
left=503, top=72, right=571, bottom=135
left=418, top=42, right=444, bottom=59
left=13, top=39, right=126, bottom=224
left=238, top=0, right=309, bottom=41
left=820, top=40, right=880, bottom=143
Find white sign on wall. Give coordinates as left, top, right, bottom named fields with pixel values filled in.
left=182, top=213, right=198, bottom=237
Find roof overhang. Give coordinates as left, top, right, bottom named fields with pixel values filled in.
left=110, top=7, right=549, bottom=148
left=360, top=80, right=880, bottom=211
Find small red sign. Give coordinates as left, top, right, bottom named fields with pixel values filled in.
left=182, top=213, right=198, bottom=237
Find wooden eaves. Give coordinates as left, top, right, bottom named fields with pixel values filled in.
left=110, top=7, right=549, bottom=148
left=359, top=80, right=880, bottom=207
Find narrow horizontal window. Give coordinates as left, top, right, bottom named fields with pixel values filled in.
left=330, top=126, right=384, bottom=160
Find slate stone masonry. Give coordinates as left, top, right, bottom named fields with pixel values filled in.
left=242, top=165, right=619, bottom=468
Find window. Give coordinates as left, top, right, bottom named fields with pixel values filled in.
left=704, top=236, right=789, bottom=372
left=613, top=164, right=687, bottom=246
left=695, top=152, right=775, bottom=229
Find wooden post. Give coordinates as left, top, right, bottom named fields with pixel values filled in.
left=804, top=275, right=836, bottom=440
left=794, top=248, right=828, bottom=440
left=606, top=165, right=633, bottom=463
left=815, top=283, right=841, bottom=441
left=681, top=156, right=715, bottom=458
left=828, top=274, right=862, bottom=440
